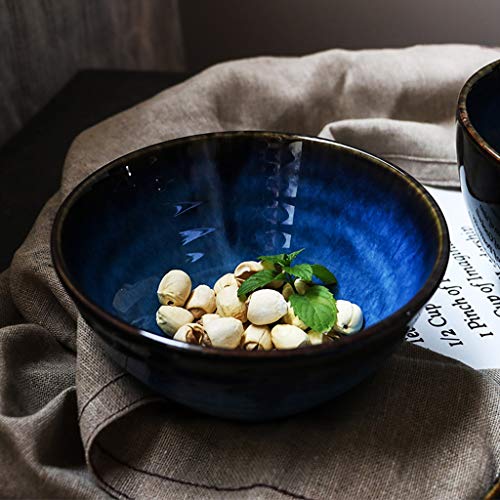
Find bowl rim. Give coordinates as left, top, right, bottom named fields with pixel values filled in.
left=457, top=58, right=500, bottom=164
left=51, top=130, right=450, bottom=359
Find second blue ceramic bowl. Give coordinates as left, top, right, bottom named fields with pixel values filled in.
left=51, top=131, right=449, bottom=420
left=457, top=59, right=500, bottom=268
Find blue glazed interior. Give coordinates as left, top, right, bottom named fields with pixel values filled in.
left=61, top=135, right=438, bottom=336
left=466, top=65, right=500, bottom=152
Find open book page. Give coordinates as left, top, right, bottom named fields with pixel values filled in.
left=406, top=187, right=500, bottom=369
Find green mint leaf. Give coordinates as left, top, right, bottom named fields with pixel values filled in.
left=289, top=285, right=337, bottom=332
left=258, top=253, right=286, bottom=266
left=261, top=260, right=279, bottom=272
left=258, top=248, right=305, bottom=267
left=237, top=269, right=279, bottom=297
left=311, top=264, right=337, bottom=285
left=288, top=263, right=313, bottom=281
left=284, top=248, right=305, bottom=264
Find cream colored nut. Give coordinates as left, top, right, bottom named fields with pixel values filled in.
left=271, top=324, right=311, bottom=349
left=325, top=330, right=342, bottom=341
left=282, top=283, right=294, bottom=300
left=173, top=323, right=205, bottom=345
left=282, top=303, right=307, bottom=330
left=199, top=313, right=220, bottom=327
left=185, top=284, right=216, bottom=319
left=294, top=279, right=309, bottom=295
left=282, top=279, right=308, bottom=299
left=213, top=273, right=239, bottom=294
left=307, top=330, right=330, bottom=345
left=234, top=261, right=264, bottom=280
left=216, top=285, right=247, bottom=322
left=157, top=269, right=192, bottom=306
left=265, top=279, right=285, bottom=290
left=242, top=324, right=273, bottom=351
left=203, top=317, right=244, bottom=348
left=156, top=306, right=194, bottom=335
left=333, top=300, right=364, bottom=334
left=247, top=289, right=287, bottom=325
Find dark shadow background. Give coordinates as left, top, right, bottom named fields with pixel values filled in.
left=179, top=0, right=500, bottom=70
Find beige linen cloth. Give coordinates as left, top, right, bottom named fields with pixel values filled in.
left=1, top=45, right=500, bottom=499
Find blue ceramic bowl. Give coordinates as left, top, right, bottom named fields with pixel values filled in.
left=457, top=59, right=500, bottom=268
left=51, top=131, right=448, bottom=420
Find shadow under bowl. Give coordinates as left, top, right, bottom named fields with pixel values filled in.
left=51, top=131, right=449, bottom=421
left=457, top=58, right=500, bottom=268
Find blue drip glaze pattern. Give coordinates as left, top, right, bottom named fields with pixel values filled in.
left=62, top=136, right=437, bottom=338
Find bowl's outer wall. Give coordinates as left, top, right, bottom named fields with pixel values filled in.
left=458, top=63, right=500, bottom=267
left=82, top=305, right=402, bottom=421
left=55, top=132, right=448, bottom=420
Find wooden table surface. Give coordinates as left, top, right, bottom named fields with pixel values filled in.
left=0, top=70, right=188, bottom=271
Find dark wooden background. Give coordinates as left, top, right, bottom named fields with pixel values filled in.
left=0, top=0, right=185, bottom=146
left=2, top=0, right=500, bottom=147
left=179, top=0, right=500, bottom=71
left=2, top=0, right=500, bottom=146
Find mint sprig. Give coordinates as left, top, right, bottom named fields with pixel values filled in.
left=289, top=286, right=337, bottom=332
left=258, top=248, right=304, bottom=267
left=257, top=253, right=287, bottom=265
left=285, top=263, right=313, bottom=282
left=237, top=249, right=338, bottom=332
left=311, top=264, right=337, bottom=285
left=238, top=270, right=284, bottom=297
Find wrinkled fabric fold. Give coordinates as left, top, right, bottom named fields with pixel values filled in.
left=1, top=44, right=499, bottom=499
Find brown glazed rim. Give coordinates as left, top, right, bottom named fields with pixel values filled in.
left=457, top=58, right=500, bottom=164
left=51, top=131, right=449, bottom=359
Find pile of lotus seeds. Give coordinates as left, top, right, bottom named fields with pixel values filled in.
left=155, top=260, right=364, bottom=350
